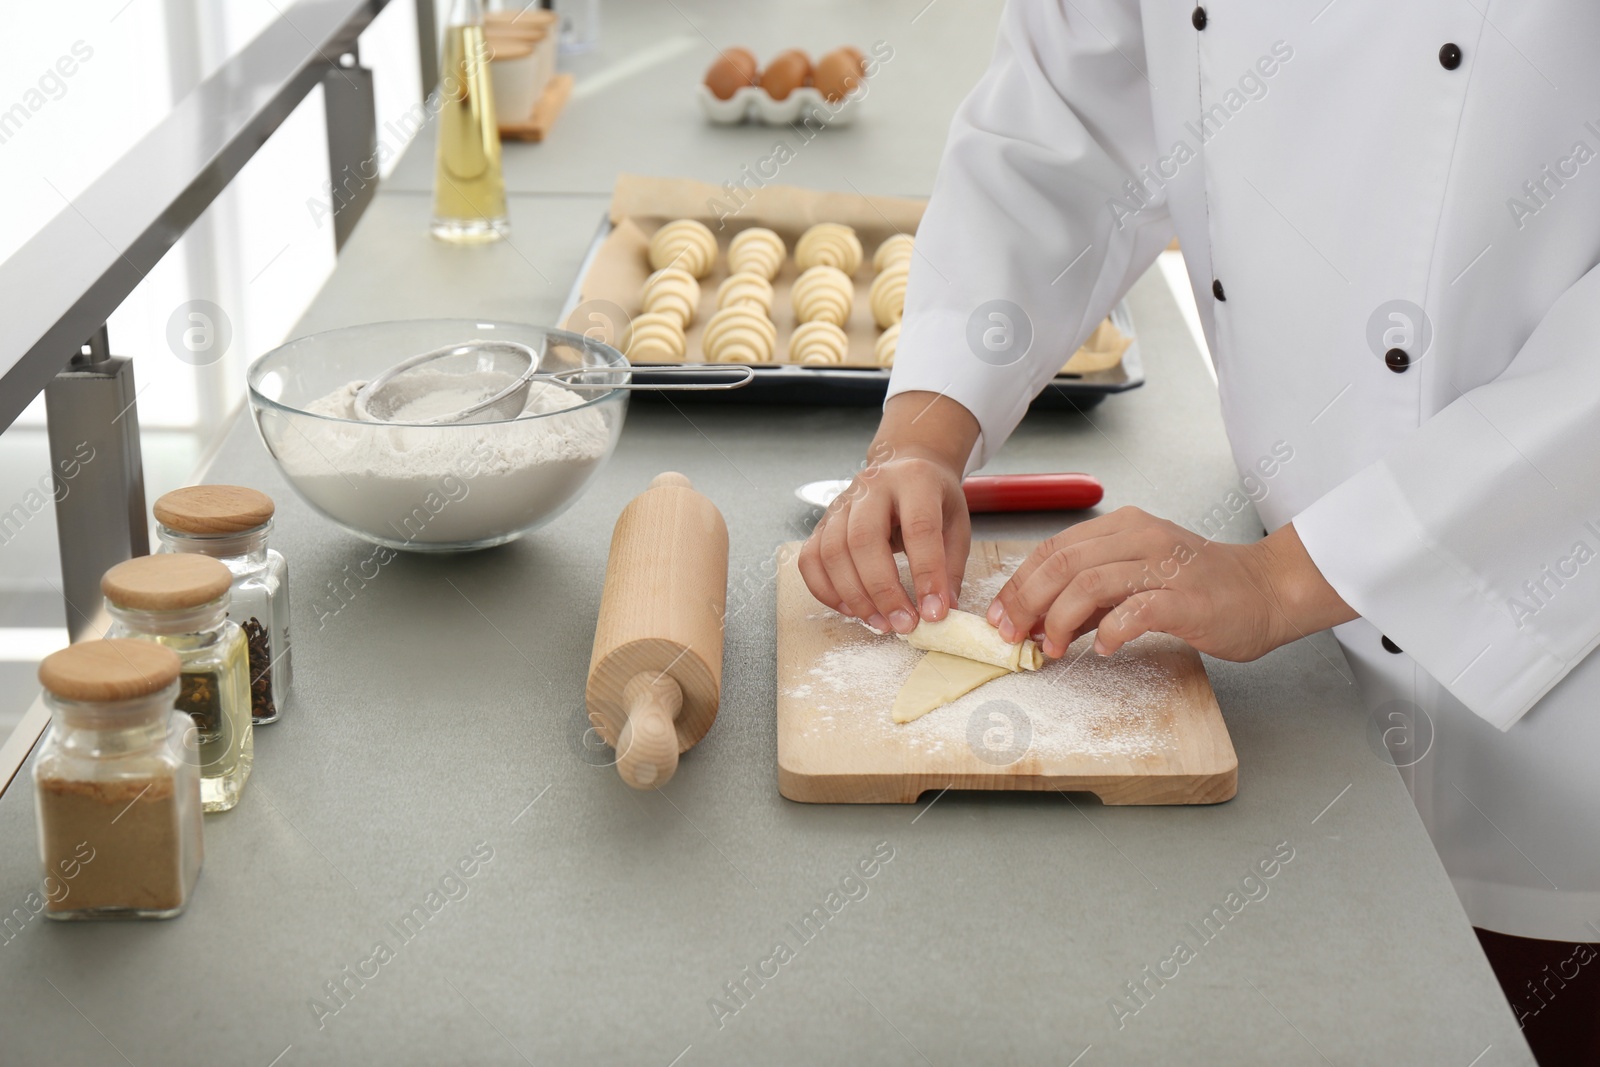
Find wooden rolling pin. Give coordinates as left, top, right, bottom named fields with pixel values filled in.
left=586, top=473, right=728, bottom=789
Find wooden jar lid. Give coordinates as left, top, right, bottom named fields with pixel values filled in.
left=39, top=639, right=181, bottom=702
left=486, top=9, right=555, bottom=26
left=484, top=10, right=552, bottom=39
left=102, top=554, right=232, bottom=611
left=487, top=36, right=536, bottom=60
left=153, top=484, right=274, bottom=534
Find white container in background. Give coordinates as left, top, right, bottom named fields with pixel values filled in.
left=485, top=10, right=557, bottom=111
left=532, top=26, right=557, bottom=94
left=697, top=84, right=864, bottom=128
left=488, top=37, right=540, bottom=123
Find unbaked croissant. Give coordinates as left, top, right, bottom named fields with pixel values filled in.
left=872, top=233, right=914, bottom=272
left=702, top=306, right=777, bottom=363
left=791, top=265, right=853, bottom=326
left=869, top=261, right=909, bottom=328
left=874, top=322, right=900, bottom=367
left=789, top=321, right=849, bottom=365
left=624, top=312, right=687, bottom=360
left=795, top=223, right=862, bottom=275
left=640, top=267, right=700, bottom=328
left=727, top=228, right=786, bottom=280
left=716, top=271, right=775, bottom=313
left=648, top=219, right=717, bottom=278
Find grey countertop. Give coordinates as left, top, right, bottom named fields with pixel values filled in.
left=381, top=0, right=995, bottom=198
left=0, top=1, right=1531, bottom=1062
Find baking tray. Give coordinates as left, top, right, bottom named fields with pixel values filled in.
left=559, top=214, right=1145, bottom=410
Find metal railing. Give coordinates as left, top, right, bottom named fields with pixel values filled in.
left=0, top=0, right=438, bottom=642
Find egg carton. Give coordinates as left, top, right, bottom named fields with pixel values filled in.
left=696, top=83, right=864, bottom=127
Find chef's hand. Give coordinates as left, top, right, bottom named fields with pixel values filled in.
left=988, top=507, right=1358, bottom=661
left=798, top=392, right=981, bottom=634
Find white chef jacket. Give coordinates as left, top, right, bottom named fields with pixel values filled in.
left=891, top=0, right=1600, bottom=941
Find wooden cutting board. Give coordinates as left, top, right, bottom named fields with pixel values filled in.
left=775, top=541, right=1238, bottom=805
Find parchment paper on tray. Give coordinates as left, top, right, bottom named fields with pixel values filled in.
left=569, top=173, right=1129, bottom=375
left=1063, top=319, right=1132, bottom=374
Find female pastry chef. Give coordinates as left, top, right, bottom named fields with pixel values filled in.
left=799, top=2, right=1600, bottom=1059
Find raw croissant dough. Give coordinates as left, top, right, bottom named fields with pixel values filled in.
left=623, top=312, right=686, bottom=360
left=795, top=223, right=862, bottom=275
left=728, top=227, right=785, bottom=280
left=902, top=609, right=1043, bottom=671
left=892, top=653, right=1010, bottom=724
left=641, top=268, right=700, bottom=327
left=648, top=219, right=717, bottom=277
left=869, top=261, right=908, bottom=328
left=792, top=266, right=853, bottom=325
left=702, top=306, right=776, bottom=363
left=893, top=610, right=1042, bottom=724
left=789, top=320, right=848, bottom=364
left=716, top=271, right=775, bottom=313
left=872, top=233, right=915, bottom=272
left=874, top=322, right=900, bottom=367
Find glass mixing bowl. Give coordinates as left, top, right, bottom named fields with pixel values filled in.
left=247, top=320, right=628, bottom=552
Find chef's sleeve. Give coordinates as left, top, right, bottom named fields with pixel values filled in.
left=1295, top=261, right=1600, bottom=730
left=887, top=0, right=1174, bottom=472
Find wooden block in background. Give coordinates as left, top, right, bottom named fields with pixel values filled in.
left=498, top=73, right=573, bottom=143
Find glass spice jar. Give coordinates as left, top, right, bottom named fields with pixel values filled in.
left=154, top=485, right=291, bottom=725
left=102, top=554, right=253, bottom=813
left=34, top=639, right=204, bottom=920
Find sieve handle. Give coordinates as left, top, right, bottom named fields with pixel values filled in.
left=538, top=365, right=756, bottom=391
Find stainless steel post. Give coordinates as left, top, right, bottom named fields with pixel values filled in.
left=44, top=328, right=149, bottom=640
left=416, top=0, right=440, bottom=95
left=323, top=51, right=380, bottom=252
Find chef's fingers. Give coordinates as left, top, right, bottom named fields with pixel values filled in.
left=1004, top=506, right=1147, bottom=582
left=1069, top=607, right=1113, bottom=652
left=942, top=483, right=971, bottom=613
left=1093, top=589, right=1195, bottom=655
left=1037, top=562, right=1161, bottom=658
left=797, top=527, right=845, bottom=613
left=990, top=528, right=1161, bottom=641
left=820, top=501, right=882, bottom=627
left=846, top=487, right=920, bottom=633
left=1032, top=605, right=1111, bottom=654
left=898, top=490, right=951, bottom=622
left=987, top=510, right=1138, bottom=629
left=989, top=538, right=1066, bottom=633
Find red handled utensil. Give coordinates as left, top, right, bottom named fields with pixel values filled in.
left=795, top=472, right=1103, bottom=513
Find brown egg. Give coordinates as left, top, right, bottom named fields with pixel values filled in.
left=760, top=49, right=812, bottom=101
left=814, top=48, right=867, bottom=104
left=704, top=47, right=759, bottom=100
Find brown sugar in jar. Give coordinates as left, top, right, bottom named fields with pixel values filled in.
left=33, top=640, right=204, bottom=920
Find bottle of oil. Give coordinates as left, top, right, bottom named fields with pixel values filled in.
left=431, top=0, right=509, bottom=242
left=102, top=554, right=254, bottom=814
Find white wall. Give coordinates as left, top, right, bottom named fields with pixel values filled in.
left=0, top=0, right=432, bottom=740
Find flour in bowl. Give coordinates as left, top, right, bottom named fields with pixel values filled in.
left=268, top=379, right=612, bottom=546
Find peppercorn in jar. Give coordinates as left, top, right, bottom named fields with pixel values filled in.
left=154, top=485, right=291, bottom=725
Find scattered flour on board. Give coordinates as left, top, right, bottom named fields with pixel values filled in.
left=786, top=557, right=1180, bottom=761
